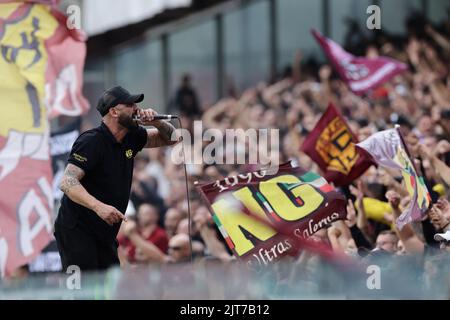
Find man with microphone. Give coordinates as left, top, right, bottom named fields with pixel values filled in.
left=54, top=86, right=179, bottom=272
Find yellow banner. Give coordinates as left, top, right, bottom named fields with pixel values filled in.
left=0, top=3, right=57, bottom=136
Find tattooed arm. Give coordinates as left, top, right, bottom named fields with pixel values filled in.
left=59, top=163, right=125, bottom=225
left=145, top=120, right=180, bottom=148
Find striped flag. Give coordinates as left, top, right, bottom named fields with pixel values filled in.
left=312, top=29, right=407, bottom=95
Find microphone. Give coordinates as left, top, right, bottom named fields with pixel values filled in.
left=133, top=114, right=178, bottom=121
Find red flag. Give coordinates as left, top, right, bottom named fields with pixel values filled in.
left=312, top=29, right=407, bottom=95
left=197, top=162, right=347, bottom=271
left=301, top=103, right=375, bottom=187
left=45, top=7, right=89, bottom=118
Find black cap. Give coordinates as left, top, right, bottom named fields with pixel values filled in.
left=96, top=86, right=144, bottom=116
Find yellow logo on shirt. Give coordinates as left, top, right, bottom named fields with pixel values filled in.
left=125, top=149, right=133, bottom=159
left=73, top=153, right=87, bottom=163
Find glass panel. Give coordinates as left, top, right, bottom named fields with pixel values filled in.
left=169, top=20, right=216, bottom=109
left=379, top=0, right=422, bottom=34
left=114, top=40, right=163, bottom=112
left=82, top=56, right=108, bottom=128
left=224, top=1, right=270, bottom=93
left=277, top=0, right=322, bottom=68
left=428, top=0, right=450, bottom=24
left=331, top=0, right=373, bottom=46
left=83, top=56, right=106, bottom=108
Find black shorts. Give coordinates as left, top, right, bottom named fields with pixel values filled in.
left=54, top=216, right=119, bottom=272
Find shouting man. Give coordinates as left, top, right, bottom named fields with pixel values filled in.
left=54, top=86, right=179, bottom=271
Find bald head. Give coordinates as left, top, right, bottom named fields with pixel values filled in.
left=168, top=233, right=191, bottom=263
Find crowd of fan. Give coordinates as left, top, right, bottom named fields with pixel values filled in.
left=7, top=11, right=449, bottom=298
left=114, top=10, right=450, bottom=296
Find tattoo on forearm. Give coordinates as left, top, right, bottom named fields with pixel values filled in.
left=60, top=177, right=81, bottom=194
left=150, top=121, right=177, bottom=146
left=157, top=121, right=175, bottom=141
left=60, top=164, right=85, bottom=194
left=146, top=121, right=179, bottom=148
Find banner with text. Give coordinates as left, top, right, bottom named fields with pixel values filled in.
left=197, top=163, right=347, bottom=270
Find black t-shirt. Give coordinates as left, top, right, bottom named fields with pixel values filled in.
left=57, top=122, right=147, bottom=243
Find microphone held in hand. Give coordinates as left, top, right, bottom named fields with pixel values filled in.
left=133, top=114, right=179, bottom=121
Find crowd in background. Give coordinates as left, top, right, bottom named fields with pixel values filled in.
left=7, top=10, right=450, bottom=298
left=115, top=9, right=450, bottom=290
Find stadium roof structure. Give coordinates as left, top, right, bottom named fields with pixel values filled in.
left=87, top=0, right=232, bottom=56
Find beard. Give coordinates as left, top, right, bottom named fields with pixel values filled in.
left=118, top=113, right=138, bottom=130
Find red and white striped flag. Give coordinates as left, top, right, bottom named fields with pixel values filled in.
left=312, top=29, right=407, bottom=95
